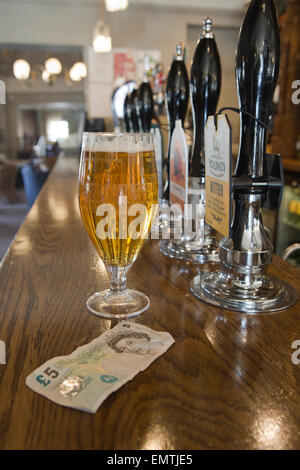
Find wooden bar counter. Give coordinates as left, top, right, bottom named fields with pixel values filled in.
left=0, top=155, right=300, bottom=450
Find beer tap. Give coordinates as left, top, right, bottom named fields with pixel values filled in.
left=189, top=17, right=221, bottom=179
left=138, top=81, right=154, bottom=132
left=124, top=93, right=133, bottom=133
left=138, top=57, right=154, bottom=133
left=160, top=18, right=222, bottom=263
left=190, top=0, right=298, bottom=313
left=129, top=88, right=140, bottom=133
left=164, top=43, right=189, bottom=200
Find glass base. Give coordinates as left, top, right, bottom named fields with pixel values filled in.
left=159, top=240, right=219, bottom=264
left=190, top=271, right=298, bottom=314
left=86, top=289, right=150, bottom=319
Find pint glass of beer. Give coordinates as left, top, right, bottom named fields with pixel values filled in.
left=78, top=132, right=158, bottom=318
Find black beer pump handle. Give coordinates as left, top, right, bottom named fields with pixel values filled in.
left=189, top=17, right=221, bottom=178
left=130, top=89, right=140, bottom=133
left=138, top=82, right=154, bottom=133
left=235, top=0, right=280, bottom=179
left=124, top=94, right=133, bottom=133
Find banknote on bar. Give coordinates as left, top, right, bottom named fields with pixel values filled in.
left=26, top=321, right=175, bottom=413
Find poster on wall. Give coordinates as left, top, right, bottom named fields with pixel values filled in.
left=85, top=47, right=161, bottom=119
left=114, top=52, right=136, bottom=81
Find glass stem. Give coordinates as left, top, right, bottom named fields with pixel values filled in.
left=106, top=265, right=130, bottom=294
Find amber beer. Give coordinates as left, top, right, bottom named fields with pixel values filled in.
left=78, top=147, right=158, bottom=267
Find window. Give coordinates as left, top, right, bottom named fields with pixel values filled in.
left=47, top=120, right=69, bottom=142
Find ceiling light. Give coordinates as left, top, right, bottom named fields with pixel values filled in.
left=105, top=0, right=128, bottom=12
left=93, top=21, right=112, bottom=53
left=45, top=57, right=62, bottom=75
left=70, top=62, right=87, bottom=81
left=41, top=69, right=52, bottom=84
left=13, top=59, right=31, bottom=80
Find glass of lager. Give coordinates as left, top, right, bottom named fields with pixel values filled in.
left=78, top=132, right=158, bottom=318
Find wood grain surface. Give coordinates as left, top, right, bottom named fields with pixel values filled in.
left=0, top=155, right=300, bottom=450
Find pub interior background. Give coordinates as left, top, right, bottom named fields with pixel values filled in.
left=0, top=0, right=299, bottom=265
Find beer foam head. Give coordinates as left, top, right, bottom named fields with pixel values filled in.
left=82, top=132, right=154, bottom=153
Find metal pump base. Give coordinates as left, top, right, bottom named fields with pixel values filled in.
left=160, top=237, right=219, bottom=264
left=190, top=271, right=298, bottom=314
left=190, top=194, right=298, bottom=314
left=160, top=179, right=219, bottom=264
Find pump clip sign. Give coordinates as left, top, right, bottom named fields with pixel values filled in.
left=204, top=114, right=232, bottom=238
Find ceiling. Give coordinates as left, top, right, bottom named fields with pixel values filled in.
left=130, top=0, right=246, bottom=10
left=5, top=0, right=246, bottom=12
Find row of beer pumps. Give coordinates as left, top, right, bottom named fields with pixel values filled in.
left=124, top=0, right=298, bottom=315
left=161, top=17, right=220, bottom=265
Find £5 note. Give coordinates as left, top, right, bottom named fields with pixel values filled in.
left=26, top=321, right=174, bottom=413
